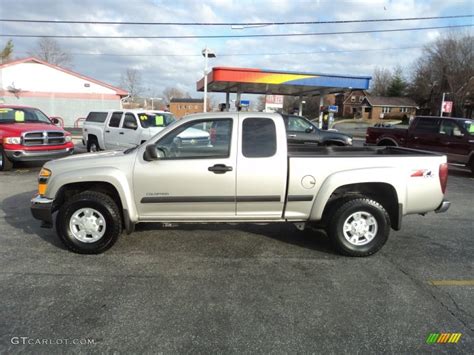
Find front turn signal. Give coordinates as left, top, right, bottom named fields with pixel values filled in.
left=38, top=168, right=52, bottom=195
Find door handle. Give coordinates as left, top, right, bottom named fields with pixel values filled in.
left=288, top=134, right=296, bottom=138
left=119, top=132, right=124, bottom=135
left=105, top=130, right=110, bottom=133
left=208, top=164, right=233, bottom=174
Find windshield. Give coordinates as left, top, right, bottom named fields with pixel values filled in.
left=138, top=112, right=176, bottom=128
left=462, top=119, right=474, bottom=135
left=0, top=107, right=52, bottom=124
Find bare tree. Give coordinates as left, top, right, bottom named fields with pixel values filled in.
left=120, top=69, right=143, bottom=101
left=408, top=32, right=473, bottom=116
left=162, top=87, right=190, bottom=104
left=370, top=67, right=392, bottom=96
left=1, top=39, right=14, bottom=63
left=30, top=38, right=72, bottom=67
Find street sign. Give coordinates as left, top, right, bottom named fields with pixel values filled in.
left=240, top=100, right=250, bottom=107
left=328, top=105, right=338, bottom=112
left=442, top=101, right=453, bottom=113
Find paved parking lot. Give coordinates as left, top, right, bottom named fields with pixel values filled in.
left=0, top=149, right=473, bottom=353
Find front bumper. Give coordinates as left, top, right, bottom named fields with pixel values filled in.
left=435, top=199, right=451, bottom=213
left=30, top=195, right=54, bottom=224
left=5, top=147, right=74, bottom=162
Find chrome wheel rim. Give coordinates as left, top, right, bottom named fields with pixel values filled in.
left=69, top=208, right=106, bottom=243
left=342, top=211, right=378, bottom=246
left=90, top=143, right=98, bottom=152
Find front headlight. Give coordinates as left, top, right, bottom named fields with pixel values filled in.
left=3, top=137, right=21, bottom=144
left=38, top=168, right=52, bottom=195
left=65, top=135, right=72, bottom=142
left=347, top=138, right=353, bottom=145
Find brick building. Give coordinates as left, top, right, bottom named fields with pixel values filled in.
left=169, top=98, right=204, bottom=118
left=337, top=90, right=418, bottom=120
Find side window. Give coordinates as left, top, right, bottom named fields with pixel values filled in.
left=108, top=112, right=123, bottom=127
left=242, top=117, right=276, bottom=158
left=122, top=113, right=138, bottom=130
left=156, top=119, right=232, bottom=159
left=414, top=117, right=439, bottom=133
left=440, top=120, right=463, bottom=137
left=287, top=116, right=313, bottom=132
left=86, top=112, right=108, bottom=123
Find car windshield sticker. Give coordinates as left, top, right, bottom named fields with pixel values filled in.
left=0, top=108, right=12, bottom=113
left=14, top=111, right=25, bottom=122
left=467, top=122, right=474, bottom=133
left=139, top=115, right=147, bottom=121
left=155, top=115, right=164, bottom=126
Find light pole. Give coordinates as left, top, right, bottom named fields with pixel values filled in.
left=202, top=47, right=216, bottom=113
left=150, top=97, right=163, bottom=110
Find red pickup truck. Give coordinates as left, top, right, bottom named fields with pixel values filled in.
left=0, top=105, right=74, bottom=171
left=366, top=116, right=474, bottom=174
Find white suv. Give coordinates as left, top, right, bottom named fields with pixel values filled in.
left=82, top=110, right=178, bottom=152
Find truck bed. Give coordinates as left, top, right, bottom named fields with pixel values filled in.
left=288, top=145, right=440, bottom=157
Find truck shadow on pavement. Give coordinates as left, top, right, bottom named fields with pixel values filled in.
left=1, top=191, right=67, bottom=250
left=134, top=222, right=337, bottom=256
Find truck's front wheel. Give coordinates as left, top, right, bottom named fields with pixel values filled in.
left=0, top=146, right=13, bottom=171
left=56, top=191, right=122, bottom=254
left=328, top=198, right=390, bottom=257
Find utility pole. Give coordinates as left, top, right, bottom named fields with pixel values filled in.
left=440, top=92, right=446, bottom=116
left=202, top=47, right=216, bottom=113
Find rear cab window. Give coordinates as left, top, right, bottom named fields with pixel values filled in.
left=413, top=117, right=440, bottom=133
left=108, top=112, right=123, bottom=128
left=85, top=112, right=108, bottom=123
left=242, top=117, right=277, bottom=158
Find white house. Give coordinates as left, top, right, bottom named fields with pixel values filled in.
left=0, top=57, right=128, bottom=126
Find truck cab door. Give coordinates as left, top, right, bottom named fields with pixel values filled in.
left=105, top=111, right=123, bottom=150
left=438, top=119, right=471, bottom=163
left=119, top=113, right=141, bottom=149
left=133, top=117, right=237, bottom=220
left=236, top=114, right=288, bottom=219
left=407, top=117, right=441, bottom=151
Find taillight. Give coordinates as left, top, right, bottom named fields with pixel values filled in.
left=439, top=163, right=448, bottom=194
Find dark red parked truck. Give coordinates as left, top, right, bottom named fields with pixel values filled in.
left=366, top=116, right=474, bottom=174
left=0, top=105, right=74, bottom=171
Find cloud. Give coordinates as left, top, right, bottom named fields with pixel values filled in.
left=1, top=0, right=472, bottom=99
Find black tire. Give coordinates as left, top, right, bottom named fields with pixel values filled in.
left=87, top=137, right=100, bottom=152
left=469, top=159, right=474, bottom=175
left=328, top=197, right=390, bottom=257
left=0, top=146, right=14, bottom=171
left=56, top=191, right=122, bottom=254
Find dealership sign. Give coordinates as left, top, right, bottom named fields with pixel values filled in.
left=442, top=101, right=453, bottom=113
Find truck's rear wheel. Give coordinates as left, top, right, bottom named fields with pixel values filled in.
left=0, top=146, right=13, bottom=171
left=328, top=198, right=390, bottom=257
left=87, top=137, right=100, bottom=152
left=56, top=191, right=122, bottom=254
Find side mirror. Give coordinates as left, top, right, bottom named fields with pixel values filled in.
left=124, top=120, right=138, bottom=130
left=144, top=144, right=158, bottom=161
left=305, top=126, right=315, bottom=133
left=51, top=117, right=59, bottom=125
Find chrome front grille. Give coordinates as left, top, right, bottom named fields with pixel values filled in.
left=22, top=131, right=66, bottom=146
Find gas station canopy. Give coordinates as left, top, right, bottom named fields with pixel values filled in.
left=197, top=67, right=371, bottom=96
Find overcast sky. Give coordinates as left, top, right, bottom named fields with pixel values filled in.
left=1, top=0, right=472, bottom=102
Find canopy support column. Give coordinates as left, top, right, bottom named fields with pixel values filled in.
left=225, top=91, right=230, bottom=111
left=298, top=96, right=304, bottom=116
left=318, top=90, right=327, bottom=129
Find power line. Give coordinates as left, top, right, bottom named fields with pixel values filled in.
left=1, top=24, right=472, bottom=39
left=16, top=46, right=425, bottom=57
left=0, top=14, right=472, bottom=26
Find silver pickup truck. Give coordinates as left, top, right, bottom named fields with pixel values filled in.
left=31, top=112, right=450, bottom=256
